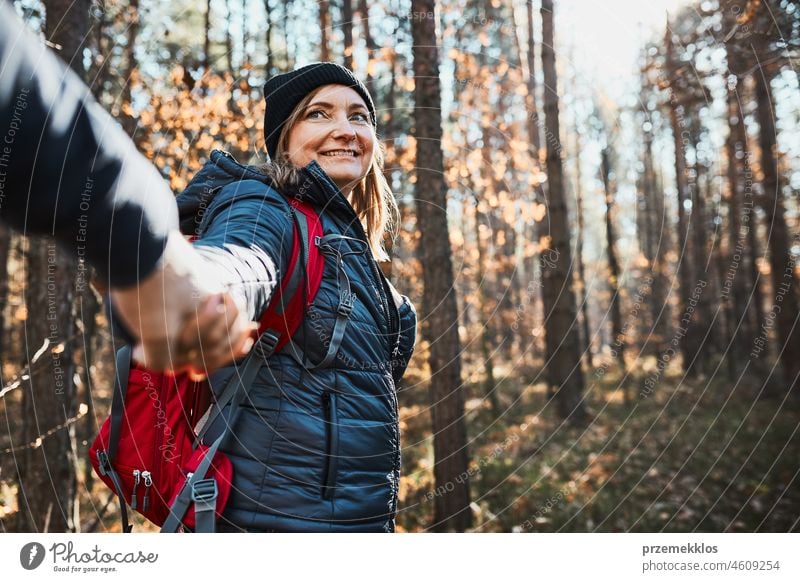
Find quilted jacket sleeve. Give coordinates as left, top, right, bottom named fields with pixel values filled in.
left=191, top=179, right=294, bottom=322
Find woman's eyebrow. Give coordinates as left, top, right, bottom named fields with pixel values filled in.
left=307, top=100, right=368, bottom=111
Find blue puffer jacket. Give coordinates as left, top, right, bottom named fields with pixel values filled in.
left=175, top=151, right=416, bottom=532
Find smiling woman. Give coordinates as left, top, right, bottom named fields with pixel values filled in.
left=171, top=62, right=418, bottom=532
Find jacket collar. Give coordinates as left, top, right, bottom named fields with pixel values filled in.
left=177, top=150, right=359, bottom=234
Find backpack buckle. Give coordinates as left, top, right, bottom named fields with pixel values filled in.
left=190, top=478, right=219, bottom=504
left=254, top=330, right=281, bottom=358
left=97, top=451, right=110, bottom=476
left=338, top=292, right=355, bottom=316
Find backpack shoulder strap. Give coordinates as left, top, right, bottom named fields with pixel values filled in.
left=255, top=197, right=325, bottom=353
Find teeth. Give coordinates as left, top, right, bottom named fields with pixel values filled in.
left=322, top=150, right=357, bottom=156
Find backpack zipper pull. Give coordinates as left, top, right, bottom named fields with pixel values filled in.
left=141, top=471, right=153, bottom=512
left=131, top=470, right=141, bottom=510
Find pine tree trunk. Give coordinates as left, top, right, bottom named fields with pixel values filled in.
left=264, top=0, right=274, bottom=77
left=319, top=0, right=331, bottom=62
left=575, top=144, right=592, bottom=370
left=754, top=70, right=800, bottom=394
left=17, top=240, right=79, bottom=532
left=14, top=0, right=87, bottom=534
left=241, top=0, right=248, bottom=67
left=665, top=26, right=698, bottom=379
left=0, top=226, right=9, bottom=367
left=120, top=0, right=139, bottom=136
left=473, top=194, right=498, bottom=413
left=601, top=149, right=626, bottom=396
left=225, top=0, right=234, bottom=72
left=723, top=82, right=756, bottom=373
left=688, top=127, right=713, bottom=377
left=204, top=0, right=213, bottom=70
left=342, top=0, right=354, bottom=70
left=525, top=0, right=542, bottom=156
left=357, top=0, right=376, bottom=97
left=539, top=0, right=587, bottom=424
left=411, top=0, right=471, bottom=531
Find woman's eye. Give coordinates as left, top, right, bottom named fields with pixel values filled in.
left=350, top=112, right=369, bottom=123
left=306, top=110, right=326, bottom=119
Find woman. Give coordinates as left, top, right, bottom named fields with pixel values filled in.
left=176, top=62, right=417, bottom=532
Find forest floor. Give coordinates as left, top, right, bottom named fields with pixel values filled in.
left=396, top=356, right=800, bottom=532
left=2, top=354, right=798, bottom=533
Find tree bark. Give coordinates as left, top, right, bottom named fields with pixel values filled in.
left=687, top=124, right=713, bottom=377
left=539, top=0, right=587, bottom=424
left=411, top=0, right=471, bottom=531
left=473, top=195, right=499, bottom=413
left=14, top=0, right=87, bottom=534
left=225, top=0, right=234, bottom=73
left=204, top=0, right=212, bottom=70
left=319, top=0, right=331, bottom=62
left=665, top=25, right=699, bottom=379
left=357, top=0, right=377, bottom=97
left=263, top=0, right=274, bottom=77
left=754, top=70, right=800, bottom=394
left=601, top=148, right=626, bottom=397
left=525, top=0, right=542, bottom=158
left=573, top=125, right=592, bottom=370
left=342, top=0, right=354, bottom=70
left=120, top=0, right=139, bottom=136
left=0, top=226, right=9, bottom=366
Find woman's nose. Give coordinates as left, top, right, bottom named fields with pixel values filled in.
left=329, top=115, right=357, bottom=140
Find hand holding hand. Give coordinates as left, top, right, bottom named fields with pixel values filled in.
left=111, top=231, right=256, bottom=375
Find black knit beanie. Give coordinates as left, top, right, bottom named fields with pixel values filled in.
left=263, top=62, right=376, bottom=159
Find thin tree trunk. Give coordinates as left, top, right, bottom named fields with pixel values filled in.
left=665, top=25, right=698, bottom=378
left=263, top=0, right=273, bottom=77
left=282, top=0, right=294, bottom=70
left=688, top=128, right=713, bottom=377
left=754, top=70, right=800, bottom=394
left=0, top=226, right=9, bottom=366
left=723, top=82, right=755, bottom=374
left=225, top=0, right=234, bottom=72
left=203, top=0, right=212, bottom=70
left=601, top=148, right=627, bottom=399
left=572, top=91, right=591, bottom=371
left=319, top=0, right=331, bottom=62
left=539, top=0, right=587, bottom=424
left=342, top=0, right=354, bottom=70
left=241, top=0, right=248, bottom=67
left=89, top=0, right=110, bottom=101
left=357, top=0, right=376, bottom=97
left=120, top=0, right=139, bottom=136
left=411, top=0, right=471, bottom=531
left=473, top=196, right=499, bottom=413
left=525, top=0, right=542, bottom=158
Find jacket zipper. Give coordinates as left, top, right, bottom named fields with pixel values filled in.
left=322, top=390, right=340, bottom=500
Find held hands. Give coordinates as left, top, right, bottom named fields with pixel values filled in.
left=110, top=231, right=257, bottom=377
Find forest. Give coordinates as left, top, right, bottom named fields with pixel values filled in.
left=0, top=0, right=798, bottom=533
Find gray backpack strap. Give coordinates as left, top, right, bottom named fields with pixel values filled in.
left=96, top=346, right=133, bottom=533
left=161, top=332, right=271, bottom=533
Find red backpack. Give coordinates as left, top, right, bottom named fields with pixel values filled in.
left=90, top=195, right=325, bottom=533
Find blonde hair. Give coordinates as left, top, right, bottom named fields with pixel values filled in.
left=267, top=87, right=398, bottom=261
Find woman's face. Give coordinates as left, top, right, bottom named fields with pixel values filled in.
left=285, top=85, right=374, bottom=196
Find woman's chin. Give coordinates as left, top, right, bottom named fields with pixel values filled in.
left=316, top=161, right=363, bottom=185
